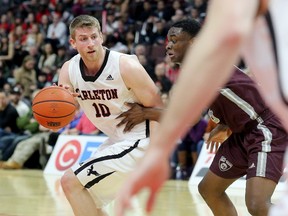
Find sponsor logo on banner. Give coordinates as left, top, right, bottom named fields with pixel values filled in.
left=55, top=140, right=81, bottom=171
left=44, top=135, right=107, bottom=175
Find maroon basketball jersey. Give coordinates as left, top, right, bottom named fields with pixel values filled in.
left=208, top=67, right=274, bottom=133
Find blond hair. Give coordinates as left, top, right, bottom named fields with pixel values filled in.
left=69, top=15, right=101, bottom=39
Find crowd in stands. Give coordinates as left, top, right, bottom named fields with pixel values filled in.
left=0, top=0, right=209, bottom=178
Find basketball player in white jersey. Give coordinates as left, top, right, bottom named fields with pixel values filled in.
left=58, top=15, right=163, bottom=216
left=116, top=0, right=288, bottom=216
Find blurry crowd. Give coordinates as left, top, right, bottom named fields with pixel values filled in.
left=0, top=0, right=209, bottom=178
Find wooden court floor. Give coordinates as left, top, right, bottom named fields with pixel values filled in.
left=0, top=169, right=283, bottom=216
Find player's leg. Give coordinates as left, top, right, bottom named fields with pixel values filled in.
left=244, top=118, right=287, bottom=215
left=61, top=138, right=149, bottom=216
left=199, top=134, right=247, bottom=216
left=61, top=169, right=107, bottom=216
left=245, top=177, right=276, bottom=216
left=198, top=170, right=238, bottom=216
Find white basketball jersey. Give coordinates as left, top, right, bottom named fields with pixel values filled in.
left=68, top=50, right=148, bottom=142
left=241, top=0, right=288, bottom=131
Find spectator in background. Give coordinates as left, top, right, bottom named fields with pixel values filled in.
left=0, top=32, right=15, bottom=73
left=38, top=42, right=57, bottom=71
left=154, top=62, right=172, bottom=93
left=153, top=0, right=174, bottom=22
left=10, top=25, right=28, bottom=68
left=55, top=45, right=70, bottom=69
left=22, top=12, right=36, bottom=33
left=0, top=89, right=22, bottom=161
left=0, top=69, right=7, bottom=90
left=0, top=124, right=51, bottom=169
left=9, top=86, right=30, bottom=117
left=22, top=23, right=44, bottom=52
left=175, top=117, right=207, bottom=180
left=170, top=9, right=186, bottom=24
left=164, top=54, right=180, bottom=83
left=138, top=1, right=153, bottom=22
left=134, top=43, right=148, bottom=57
left=46, top=12, right=68, bottom=46
left=150, top=19, right=168, bottom=45
left=136, top=54, right=155, bottom=81
left=65, top=112, right=100, bottom=136
left=0, top=102, right=82, bottom=169
left=104, top=34, right=128, bottom=54
left=36, top=72, right=48, bottom=89
left=0, top=89, right=19, bottom=136
left=40, top=66, right=55, bottom=85
left=124, top=30, right=136, bottom=54
left=39, top=14, right=50, bottom=38
left=0, top=104, right=39, bottom=162
left=13, top=55, right=37, bottom=101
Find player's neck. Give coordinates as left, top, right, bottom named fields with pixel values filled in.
left=82, top=48, right=106, bottom=76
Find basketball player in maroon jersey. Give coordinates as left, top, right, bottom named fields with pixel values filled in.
left=116, top=17, right=288, bottom=216
left=116, top=0, right=288, bottom=215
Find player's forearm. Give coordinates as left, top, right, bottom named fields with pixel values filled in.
left=143, top=107, right=162, bottom=122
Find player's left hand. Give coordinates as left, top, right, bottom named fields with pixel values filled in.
left=116, top=103, right=146, bottom=132
left=115, top=148, right=170, bottom=216
left=52, top=83, right=79, bottom=97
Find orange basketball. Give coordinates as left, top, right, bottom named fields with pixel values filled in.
left=32, top=86, right=76, bottom=130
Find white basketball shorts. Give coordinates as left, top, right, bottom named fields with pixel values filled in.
left=71, top=137, right=150, bottom=207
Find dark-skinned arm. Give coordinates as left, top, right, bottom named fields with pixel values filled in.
left=116, top=102, right=163, bottom=132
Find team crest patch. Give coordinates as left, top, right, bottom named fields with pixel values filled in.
left=219, top=156, right=233, bottom=172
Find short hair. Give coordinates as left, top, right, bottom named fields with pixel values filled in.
left=69, top=15, right=101, bottom=39
left=171, top=19, right=201, bottom=38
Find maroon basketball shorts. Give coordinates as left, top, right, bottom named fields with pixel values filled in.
left=210, top=118, right=287, bottom=183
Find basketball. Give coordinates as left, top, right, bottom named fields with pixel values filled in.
left=32, top=86, right=76, bottom=130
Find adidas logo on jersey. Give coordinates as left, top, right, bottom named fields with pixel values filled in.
left=106, top=75, right=114, bottom=80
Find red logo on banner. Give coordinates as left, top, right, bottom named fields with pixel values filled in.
left=55, top=140, right=81, bottom=171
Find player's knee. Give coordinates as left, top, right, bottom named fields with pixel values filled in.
left=61, top=169, right=81, bottom=194
left=246, top=198, right=268, bottom=216
left=198, top=180, right=209, bottom=199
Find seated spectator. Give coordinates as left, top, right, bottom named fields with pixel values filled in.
left=0, top=103, right=82, bottom=169
left=38, top=42, right=57, bottom=71
left=22, top=23, right=44, bottom=52
left=9, top=86, right=30, bottom=117
left=0, top=89, right=20, bottom=137
left=46, top=12, right=67, bottom=46
left=0, top=108, right=39, bottom=161
left=0, top=124, right=50, bottom=169
left=13, top=55, right=37, bottom=101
